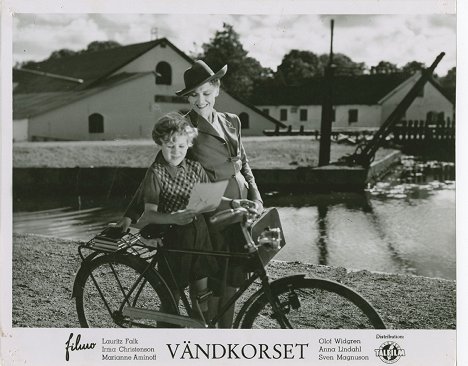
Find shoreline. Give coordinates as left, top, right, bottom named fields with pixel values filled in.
left=12, top=233, right=456, bottom=329
left=13, top=138, right=396, bottom=169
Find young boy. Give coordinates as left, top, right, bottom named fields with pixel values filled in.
left=136, top=112, right=218, bottom=322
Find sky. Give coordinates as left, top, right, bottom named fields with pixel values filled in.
left=12, top=13, right=456, bottom=76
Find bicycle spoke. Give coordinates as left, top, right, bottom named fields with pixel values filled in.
left=76, top=254, right=177, bottom=328
left=242, top=278, right=385, bottom=329
left=109, top=262, right=133, bottom=308
left=86, top=263, right=119, bottom=320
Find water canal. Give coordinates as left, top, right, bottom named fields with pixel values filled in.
left=13, top=159, right=455, bottom=281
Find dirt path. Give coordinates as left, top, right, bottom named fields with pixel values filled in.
left=12, top=233, right=455, bottom=329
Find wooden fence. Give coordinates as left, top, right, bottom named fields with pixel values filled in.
left=392, top=119, right=455, bottom=161
left=263, top=125, right=378, bottom=140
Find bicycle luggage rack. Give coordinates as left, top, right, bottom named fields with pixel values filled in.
left=79, top=229, right=159, bottom=261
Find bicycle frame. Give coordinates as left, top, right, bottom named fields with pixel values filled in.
left=132, top=243, right=289, bottom=328
left=75, top=207, right=386, bottom=329
left=74, top=208, right=289, bottom=328
left=75, top=237, right=289, bottom=328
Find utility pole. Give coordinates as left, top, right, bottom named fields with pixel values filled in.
left=151, top=27, right=159, bottom=41
left=318, top=19, right=335, bottom=167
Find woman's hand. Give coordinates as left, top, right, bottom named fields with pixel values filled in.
left=231, top=199, right=263, bottom=215
left=253, top=200, right=264, bottom=214
left=170, top=209, right=196, bottom=225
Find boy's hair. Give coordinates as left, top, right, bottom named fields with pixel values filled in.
left=152, top=112, right=198, bottom=145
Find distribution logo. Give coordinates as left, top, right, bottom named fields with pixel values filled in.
left=375, top=341, right=406, bottom=364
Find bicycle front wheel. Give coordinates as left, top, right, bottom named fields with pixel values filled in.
left=74, top=253, right=176, bottom=328
left=241, top=277, right=385, bottom=329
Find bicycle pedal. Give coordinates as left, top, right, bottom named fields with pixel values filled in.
left=288, top=290, right=301, bottom=310
left=196, top=290, right=213, bottom=303
left=270, top=309, right=289, bottom=319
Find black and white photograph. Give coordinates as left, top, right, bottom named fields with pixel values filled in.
left=1, top=1, right=464, bottom=365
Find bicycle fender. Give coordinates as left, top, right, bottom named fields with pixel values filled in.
left=268, top=274, right=307, bottom=289
left=72, top=257, right=99, bottom=299
left=233, top=274, right=306, bottom=328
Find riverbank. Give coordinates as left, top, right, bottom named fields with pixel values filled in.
left=13, top=138, right=396, bottom=169
left=12, top=233, right=455, bottom=329
left=13, top=138, right=400, bottom=194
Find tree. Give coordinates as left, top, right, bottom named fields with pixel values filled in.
left=401, top=61, right=426, bottom=74
left=318, top=53, right=366, bottom=76
left=437, top=66, right=456, bottom=104
left=85, top=40, right=121, bottom=53
left=48, top=48, right=77, bottom=60
left=275, top=50, right=320, bottom=85
left=18, top=60, right=39, bottom=69
left=198, top=23, right=272, bottom=100
left=272, top=50, right=365, bottom=86
left=439, top=66, right=456, bottom=88
left=19, top=40, right=123, bottom=67
left=370, top=61, right=401, bottom=74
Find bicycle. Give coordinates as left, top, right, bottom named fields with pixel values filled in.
left=72, top=207, right=386, bottom=329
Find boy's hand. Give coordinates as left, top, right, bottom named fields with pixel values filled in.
left=171, top=209, right=196, bottom=225
left=110, top=217, right=132, bottom=232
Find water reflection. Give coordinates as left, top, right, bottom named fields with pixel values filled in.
left=13, top=178, right=455, bottom=280
left=317, top=205, right=329, bottom=266
left=13, top=195, right=126, bottom=241
left=261, top=180, right=454, bottom=280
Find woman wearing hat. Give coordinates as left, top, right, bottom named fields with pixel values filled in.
left=120, top=60, right=263, bottom=328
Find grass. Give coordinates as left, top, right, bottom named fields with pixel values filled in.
left=13, top=137, right=396, bottom=169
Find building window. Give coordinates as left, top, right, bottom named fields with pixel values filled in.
left=262, top=108, right=269, bottom=115
left=280, top=108, right=288, bottom=121
left=300, top=109, right=308, bottom=121
left=89, top=113, right=104, bottom=133
left=155, top=61, right=172, bottom=85
left=417, top=85, right=425, bottom=98
left=427, top=111, right=445, bottom=124
left=348, top=109, right=358, bottom=124
left=426, top=111, right=435, bottom=123
left=437, top=112, right=445, bottom=123
left=239, top=112, right=250, bottom=129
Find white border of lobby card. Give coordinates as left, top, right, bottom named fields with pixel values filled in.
left=1, top=0, right=463, bottom=365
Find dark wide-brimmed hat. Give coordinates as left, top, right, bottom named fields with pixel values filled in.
left=175, top=60, right=227, bottom=96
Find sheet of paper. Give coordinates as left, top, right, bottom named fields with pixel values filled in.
left=186, top=180, right=229, bottom=213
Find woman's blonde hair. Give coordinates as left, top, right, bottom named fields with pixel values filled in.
left=209, top=78, right=221, bottom=88
left=152, top=112, right=198, bottom=145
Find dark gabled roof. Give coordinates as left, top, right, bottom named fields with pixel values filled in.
left=14, top=72, right=150, bottom=119
left=251, top=73, right=414, bottom=106
left=222, top=91, right=287, bottom=128
left=13, top=68, right=82, bottom=93
left=14, top=92, right=76, bottom=120
left=13, top=38, right=285, bottom=127
left=13, top=38, right=191, bottom=93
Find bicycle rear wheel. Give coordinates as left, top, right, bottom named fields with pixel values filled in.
left=241, top=277, right=385, bottom=329
left=74, top=253, right=176, bottom=328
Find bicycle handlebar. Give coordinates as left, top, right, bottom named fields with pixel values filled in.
left=209, top=207, right=250, bottom=230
